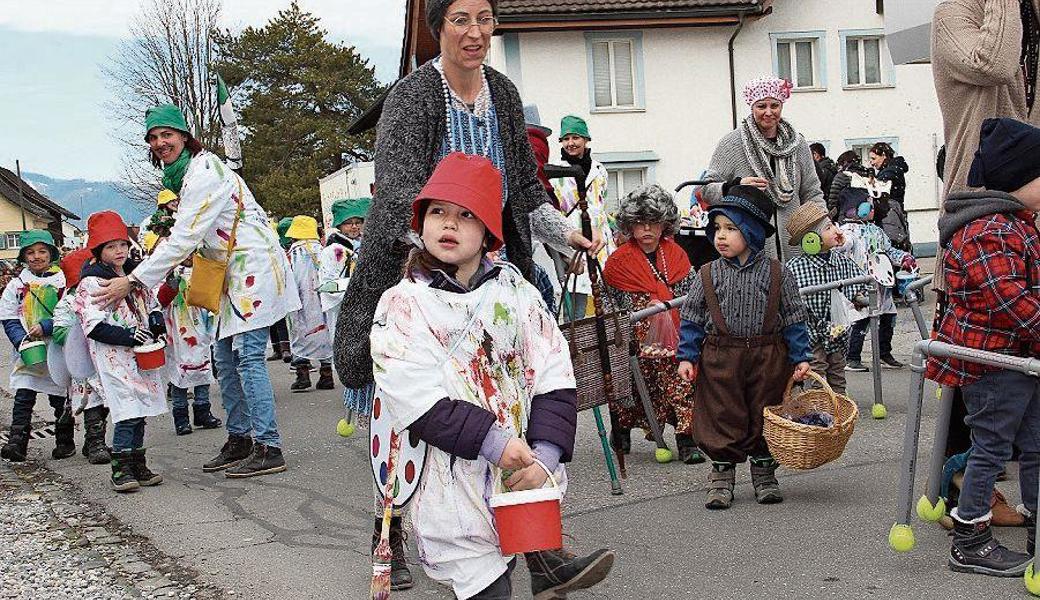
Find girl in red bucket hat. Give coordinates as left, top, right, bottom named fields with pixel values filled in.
left=72, top=211, right=169, bottom=493
left=370, top=152, right=614, bottom=600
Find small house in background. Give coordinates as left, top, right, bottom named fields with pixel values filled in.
left=0, top=167, right=79, bottom=260
left=318, top=162, right=375, bottom=232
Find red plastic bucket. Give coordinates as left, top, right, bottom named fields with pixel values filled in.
left=134, top=341, right=167, bottom=371
left=489, top=461, right=562, bottom=555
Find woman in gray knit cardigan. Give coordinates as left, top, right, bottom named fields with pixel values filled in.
left=335, top=1, right=613, bottom=596
left=701, top=76, right=824, bottom=260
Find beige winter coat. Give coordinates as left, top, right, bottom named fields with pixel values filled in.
left=931, top=0, right=1040, bottom=289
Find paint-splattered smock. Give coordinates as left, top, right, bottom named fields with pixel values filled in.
left=52, top=290, right=105, bottom=411
left=73, top=278, right=166, bottom=424
left=162, top=266, right=216, bottom=389
left=288, top=239, right=333, bottom=362
left=371, top=265, right=574, bottom=599
left=551, top=159, right=616, bottom=295
left=318, top=236, right=354, bottom=343
left=131, top=152, right=301, bottom=339
left=0, top=268, right=66, bottom=395
left=837, top=221, right=910, bottom=319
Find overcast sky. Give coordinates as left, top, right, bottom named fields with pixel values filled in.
left=0, top=0, right=406, bottom=181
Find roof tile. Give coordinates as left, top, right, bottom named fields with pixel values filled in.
left=498, top=0, right=761, bottom=16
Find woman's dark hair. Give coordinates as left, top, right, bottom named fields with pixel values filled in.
left=148, top=133, right=204, bottom=169
left=809, top=142, right=827, bottom=158
left=426, top=0, right=499, bottom=41
left=869, top=141, right=895, bottom=161
left=836, top=150, right=861, bottom=170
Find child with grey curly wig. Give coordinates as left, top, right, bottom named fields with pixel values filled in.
left=604, top=185, right=703, bottom=464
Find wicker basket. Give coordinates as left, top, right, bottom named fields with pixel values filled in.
left=563, top=311, right=632, bottom=411
left=763, top=371, right=858, bottom=470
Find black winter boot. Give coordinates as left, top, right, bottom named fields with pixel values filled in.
left=281, top=342, right=292, bottom=363
left=750, top=457, right=783, bottom=504
left=128, top=449, right=163, bottom=486
left=173, top=405, right=193, bottom=435
left=110, top=451, right=140, bottom=493
left=316, top=364, right=335, bottom=390
left=52, top=409, right=76, bottom=460
left=224, top=443, right=286, bottom=478
left=202, top=435, right=253, bottom=472
left=290, top=365, right=312, bottom=393
left=266, top=343, right=284, bottom=361
left=675, top=434, right=705, bottom=465
left=525, top=548, right=616, bottom=600
left=192, top=404, right=222, bottom=429
left=1, top=424, right=30, bottom=463
left=371, top=517, right=414, bottom=590
left=949, top=511, right=1031, bottom=576
left=82, top=407, right=111, bottom=465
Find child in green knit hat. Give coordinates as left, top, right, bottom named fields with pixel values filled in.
left=0, top=230, right=73, bottom=463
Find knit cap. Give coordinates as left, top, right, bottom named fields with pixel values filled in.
left=967, top=118, right=1040, bottom=193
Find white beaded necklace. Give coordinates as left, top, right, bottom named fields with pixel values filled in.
left=435, top=58, right=493, bottom=155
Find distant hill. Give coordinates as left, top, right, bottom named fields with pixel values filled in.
left=22, top=172, right=149, bottom=228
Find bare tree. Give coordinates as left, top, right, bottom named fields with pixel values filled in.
left=102, top=0, right=223, bottom=207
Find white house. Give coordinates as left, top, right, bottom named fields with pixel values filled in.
left=480, top=0, right=944, bottom=253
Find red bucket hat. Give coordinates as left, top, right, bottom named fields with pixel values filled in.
left=411, top=153, right=504, bottom=251
left=60, top=248, right=93, bottom=288
left=87, top=211, right=130, bottom=253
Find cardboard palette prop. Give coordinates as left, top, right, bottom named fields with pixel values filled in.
left=369, top=391, right=427, bottom=508
left=868, top=253, right=896, bottom=288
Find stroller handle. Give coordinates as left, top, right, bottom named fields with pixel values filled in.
left=674, top=180, right=714, bottom=193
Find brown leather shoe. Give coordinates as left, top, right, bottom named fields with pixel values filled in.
left=992, top=489, right=1026, bottom=527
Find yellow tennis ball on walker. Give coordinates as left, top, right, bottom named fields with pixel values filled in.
left=872, top=404, right=888, bottom=419
left=1025, top=563, right=1040, bottom=596
left=888, top=523, right=915, bottom=553
left=655, top=448, right=673, bottom=463
left=916, top=495, right=946, bottom=522
left=336, top=418, right=356, bottom=438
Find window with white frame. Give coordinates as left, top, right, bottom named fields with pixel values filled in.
left=586, top=33, right=643, bottom=111
left=771, top=32, right=826, bottom=90
left=5, top=233, right=20, bottom=250
left=842, top=32, right=892, bottom=87
left=0, top=235, right=7, bottom=251
left=605, top=167, right=647, bottom=214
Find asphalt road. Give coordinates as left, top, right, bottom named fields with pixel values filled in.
left=3, top=266, right=1038, bottom=599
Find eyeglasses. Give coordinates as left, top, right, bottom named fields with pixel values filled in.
left=444, top=14, right=498, bottom=32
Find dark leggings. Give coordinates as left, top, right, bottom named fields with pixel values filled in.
left=268, top=317, right=288, bottom=346
left=466, top=559, right=516, bottom=600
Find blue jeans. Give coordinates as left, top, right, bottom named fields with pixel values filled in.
left=170, top=384, right=211, bottom=411
left=958, top=369, right=1040, bottom=520
left=112, top=418, right=145, bottom=452
left=213, top=326, right=281, bottom=447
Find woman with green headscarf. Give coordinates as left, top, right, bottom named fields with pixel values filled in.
left=93, top=103, right=302, bottom=479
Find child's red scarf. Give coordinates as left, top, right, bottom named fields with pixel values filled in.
left=603, top=238, right=691, bottom=328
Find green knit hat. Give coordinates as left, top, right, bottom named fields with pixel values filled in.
left=331, top=197, right=372, bottom=227
left=559, top=115, right=591, bottom=141
left=277, top=217, right=294, bottom=248
left=144, top=104, right=190, bottom=140
left=17, top=230, right=58, bottom=264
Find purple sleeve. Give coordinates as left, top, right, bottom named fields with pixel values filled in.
left=532, top=441, right=564, bottom=473
left=407, top=398, right=496, bottom=460
left=526, top=389, right=578, bottom=463
left=479, top=424, right=512, bottom=466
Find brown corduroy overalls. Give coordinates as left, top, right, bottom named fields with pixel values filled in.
left=692, top=260, right=793, bottom=464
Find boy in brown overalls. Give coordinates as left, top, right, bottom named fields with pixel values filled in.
left=677, top=185, right=812, bottom=510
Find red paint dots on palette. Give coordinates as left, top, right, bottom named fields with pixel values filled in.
left=373, top=396, right=381, bottom=419
left=405, top=461, right=415, bottom=483
left=372, top=434, right=380, bottom=458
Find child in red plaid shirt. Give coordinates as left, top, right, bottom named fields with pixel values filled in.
left=927, top=118, right=1040, bottom=577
